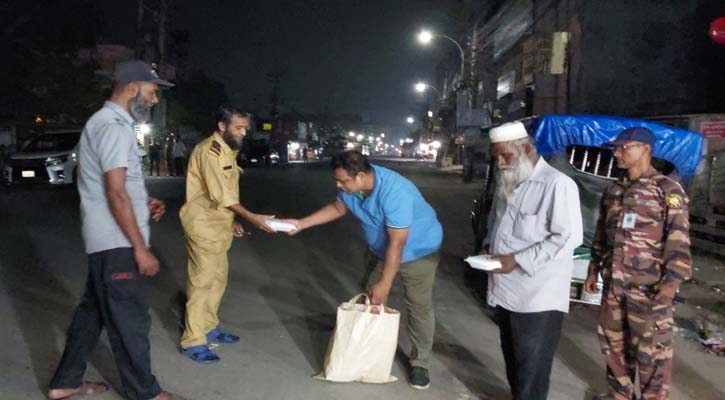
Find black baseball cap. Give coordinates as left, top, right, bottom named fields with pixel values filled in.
left=113, top=60, right=174, bottom=87
left=605, top=127, right=656, bottom=147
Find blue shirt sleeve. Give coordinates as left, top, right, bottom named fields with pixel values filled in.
left=337, top=191, right=351, bottom=207
left=382, top=186, right=414, bottom=228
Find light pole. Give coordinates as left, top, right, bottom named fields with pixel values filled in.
left=417, top=29, right=466, bottom=82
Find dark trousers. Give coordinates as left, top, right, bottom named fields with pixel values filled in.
left=49, top=248, right=161, bottom=400
left=149, top=157, right=160, bottom=176
left=496, top=306, right=564, bottom=400
left=174, top=157, right=185, bottom=177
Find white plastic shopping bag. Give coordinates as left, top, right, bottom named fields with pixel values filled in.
left=314, top=293, right=400, bottom=383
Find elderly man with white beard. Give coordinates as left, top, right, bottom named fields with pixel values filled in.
left=482, top=121, right=583, bottom=400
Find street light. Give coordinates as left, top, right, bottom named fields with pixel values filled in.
left=348, top=131, right=356, bottom=137
left=406, top=116, right=415, bottom=124
left=138, top=123, right=151, bottom=135
left=417, top=29, right=465, bottom=81
left=427, top=110, right=433, bottom=118
left=414, top=81, right=441, bottom=98
left=417, top=30, right=433, bottom=44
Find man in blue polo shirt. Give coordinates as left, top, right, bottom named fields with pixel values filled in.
left=284, top=150, right=442, bottom=390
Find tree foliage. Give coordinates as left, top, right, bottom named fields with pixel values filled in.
left=166, top=69, right=229, bottom=136
left=0, top=0, right=106, bottom=124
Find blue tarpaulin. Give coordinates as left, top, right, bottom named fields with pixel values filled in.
left=531, top=114, right=704, bottom=175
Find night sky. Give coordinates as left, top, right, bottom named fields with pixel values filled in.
left=97, top=0, right=461, bottom=138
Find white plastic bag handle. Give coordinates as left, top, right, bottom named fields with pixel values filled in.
left=348, top=293, right=388, bottom=314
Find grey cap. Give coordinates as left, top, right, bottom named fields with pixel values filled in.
left=113, top=60, right=174, bottom=87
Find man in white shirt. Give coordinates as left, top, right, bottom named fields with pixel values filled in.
left=484, top=121, right=583, bottom=400
left=172, top=136, right=187, bottom=177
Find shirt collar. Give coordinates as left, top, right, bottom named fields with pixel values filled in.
left=104, top=101, right=135, bottom=126
left=619, top=166, right=658, bottom=185
left=353, top=165, right=380, bottom=204
left=523, top=156, right=548, bottom=183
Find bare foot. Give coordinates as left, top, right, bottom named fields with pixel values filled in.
left=47, top=381, right=110, bottom=399
left=152, top=391, right=191, bottom=400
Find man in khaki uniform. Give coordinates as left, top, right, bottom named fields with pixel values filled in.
left=179, top=106, right=274, bottom=363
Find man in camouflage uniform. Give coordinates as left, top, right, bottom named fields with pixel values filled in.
left=585, top=127, right=692, bottom=400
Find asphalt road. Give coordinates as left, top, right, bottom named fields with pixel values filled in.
left=1, top=160, right=723, bottom=400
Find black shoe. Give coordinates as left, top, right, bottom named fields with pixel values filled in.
left=409, top=366, right=430, bottom=390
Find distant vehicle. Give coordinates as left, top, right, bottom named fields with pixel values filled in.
left=242, top=140, right=287, bottom=167
left=2, top=129, right=81, bottom=186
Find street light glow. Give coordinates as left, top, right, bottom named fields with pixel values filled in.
left=406, top=116, right=415, bottom=124
left=380, top=133, right=385, bottom=137
left=418, top=30, right=433, bottom=44
left=349, top=131, right=355, bottom=137
left=427, top=110, right=433, bottom=118
left=415, top=82, right=427, bottom=93
left=357, top=134, right=364, bottom=141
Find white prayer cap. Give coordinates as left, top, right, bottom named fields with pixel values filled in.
left=489, top=121, right=529, bottom=143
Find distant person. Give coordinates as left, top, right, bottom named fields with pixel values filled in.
left=165, top=136, right=175, bottom=176
left=282, top=150, right=442, bottom=390
left=172, top=136, right=187, bottom=177
left=483, top=121, right=583, bottom=400
left=47, top=60, right=188, bottom=400
left=149, top=139, right=162, bottom=176
left=178, top=106, right=276, bottom=363
left=586, top=127, right=692, bottom=400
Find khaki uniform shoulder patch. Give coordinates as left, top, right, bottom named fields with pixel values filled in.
left=209, top=140, right=222, bottom=156
left=666, top=193, right=683, bottom=208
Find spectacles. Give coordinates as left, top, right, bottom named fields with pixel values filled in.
left=614, top=143, right=645, bottom=151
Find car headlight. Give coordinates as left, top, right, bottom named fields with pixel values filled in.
left=45, top=155, right=68, bottom=166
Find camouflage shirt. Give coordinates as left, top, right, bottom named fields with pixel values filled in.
left=589, top=167, right=692, bottom=289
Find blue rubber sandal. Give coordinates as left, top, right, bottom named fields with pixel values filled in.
left=180, top=345, right=220, bottom=364
left=206, top=327, right=240, bottom=344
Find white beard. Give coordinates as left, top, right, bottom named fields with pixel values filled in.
left=494, top=154, right=535, bottom=199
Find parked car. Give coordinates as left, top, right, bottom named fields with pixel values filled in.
left=470, top=114, right=704, bottom=305
left=2, top=129, right=81, bottom=186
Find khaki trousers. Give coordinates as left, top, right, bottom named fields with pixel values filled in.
left=180, top=242, right=229, bottom=348
left=365, top=251, right=439, bottom=369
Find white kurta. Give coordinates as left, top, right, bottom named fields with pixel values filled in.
left=486, top=158, right=583, bottom=313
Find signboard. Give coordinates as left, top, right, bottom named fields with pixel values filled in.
left=701, top=121, right=725, bottom=138
left=710, top=17, right=725, bottom=45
